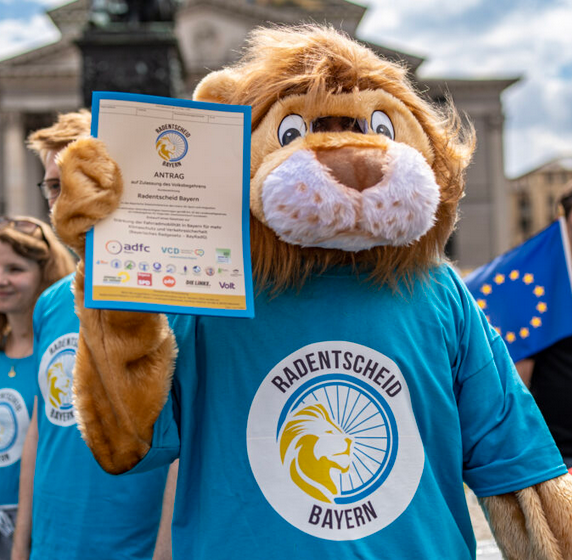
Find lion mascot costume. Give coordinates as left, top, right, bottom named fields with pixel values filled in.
left=52, top=26, right=572, bottom=559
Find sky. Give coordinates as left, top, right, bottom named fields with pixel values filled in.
left=0, top=0, right=571, bottom=178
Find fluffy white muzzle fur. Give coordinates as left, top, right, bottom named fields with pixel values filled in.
left=262, top=142, right=440, bottom=251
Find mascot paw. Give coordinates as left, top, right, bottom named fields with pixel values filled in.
left=52, top=137, right=123, bottom=257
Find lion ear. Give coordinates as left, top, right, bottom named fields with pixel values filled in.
left=193, top=69, right=240, bottom=104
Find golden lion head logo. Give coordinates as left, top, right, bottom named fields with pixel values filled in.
left=47, top=362, right=72, bottom=409
left=156, top=136, right=176, bottom=161
left=280, top=404, right=352, bottom=503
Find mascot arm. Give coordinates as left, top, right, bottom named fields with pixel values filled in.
left=53, top=138, right=177, bottom=474
left=481, top=474, right=572, bottom=560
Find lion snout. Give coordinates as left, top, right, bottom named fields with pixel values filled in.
left=315, top=147, right=385, bottom=192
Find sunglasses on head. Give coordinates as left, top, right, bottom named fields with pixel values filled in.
left=0, top=217, right=50, bottom=247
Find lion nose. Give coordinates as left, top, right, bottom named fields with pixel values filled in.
left=315, top=147, right=385, bottom=192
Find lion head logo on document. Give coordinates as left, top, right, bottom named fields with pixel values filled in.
left=155, top=124, right=190, bottom=168
left=38, top=333, right=79, bottom=427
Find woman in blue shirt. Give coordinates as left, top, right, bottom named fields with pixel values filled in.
left=0, top=217, right=74, bottom=559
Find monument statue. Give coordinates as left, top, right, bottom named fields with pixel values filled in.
left=79, top=0, right=184, bottom=106
left=89, top=0, right=179, bottom=27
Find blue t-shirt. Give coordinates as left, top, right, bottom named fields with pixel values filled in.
left=32, top=274, right=170, bottom=560
left=0, top=353, right=35, bottom=507
left=133, top=264, right=566, bottom=559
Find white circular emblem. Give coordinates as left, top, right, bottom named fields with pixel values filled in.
left=39, top=333, right=79, bottom=427
left=247, top=341, right=424, bottom=540
left=0, top=389, right=30, bottom=467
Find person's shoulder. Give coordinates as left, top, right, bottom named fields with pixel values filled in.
left=37, top=273, right=75, bottom=308
left=424, top=262, right=465, bottom=296
left=421, top=262, right=482, bottom=319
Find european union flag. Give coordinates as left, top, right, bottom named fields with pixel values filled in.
left=464, top=217, right=572, bottom=363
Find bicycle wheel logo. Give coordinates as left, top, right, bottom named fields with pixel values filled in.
left=0, top=389, right=30, bottom=466
left=278, top=375, right=398, bottom=505
left=247, top=341, right=424, bottom=541
left=156, top=130, right=188, bottom=163
left=39, top=334, right=79, bottom=427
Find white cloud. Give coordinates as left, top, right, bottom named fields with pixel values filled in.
left=34, top=0, right=73, bottom=6
left=0, top=14, right=60, bottom=61
left=355, top=0, right=572, bottom=177
left=505, top=124, right=572, bottom=178
left=0, top=0, right=65, bottom=5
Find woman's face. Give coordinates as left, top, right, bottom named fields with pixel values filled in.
left=0, top=241, right=43, bottom=316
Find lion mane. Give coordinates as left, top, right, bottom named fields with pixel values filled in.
left=280, top=404, right=352, bottom=503
left=193, top=25, right=475, bottom=293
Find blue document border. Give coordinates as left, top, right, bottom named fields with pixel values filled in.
left=85, top=91, right=254, bottom=318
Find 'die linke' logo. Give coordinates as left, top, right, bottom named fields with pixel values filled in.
left=155, top=125, right=190, bottom=168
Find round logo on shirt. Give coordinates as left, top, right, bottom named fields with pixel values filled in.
left=247, top=341, right=424, bottom=540
left=39, top=333, right=79, bottom=427
left=0, top=388, right=30, bottom=466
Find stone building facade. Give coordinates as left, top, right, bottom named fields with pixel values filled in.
left=509, top=157, right=572, bottom=246
left=0, top=0, right=516, bottom=269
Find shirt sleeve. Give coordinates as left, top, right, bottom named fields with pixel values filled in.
left=32, top=291, right=46, bottom=394
left=128, top=391, right=181, bottom=474
left=452, top=274, right=567, bottom=497
left=127, top=313, right=196, bottom=475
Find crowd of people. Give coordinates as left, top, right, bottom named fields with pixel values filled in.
left=0, top=111, right=178, bottom=560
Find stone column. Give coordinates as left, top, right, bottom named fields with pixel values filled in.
left=1, top=111, right=29, bottom=216
left=487, top=112, right=510, bottom=255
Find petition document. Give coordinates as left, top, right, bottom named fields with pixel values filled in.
left=85, top=92, right=253, bottom=317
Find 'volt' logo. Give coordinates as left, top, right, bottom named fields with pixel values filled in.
left=219, top=282, right=235, bottom=290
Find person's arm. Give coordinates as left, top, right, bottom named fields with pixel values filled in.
left=515, top=358, right=535, bottom=388
left=152, top=459, right=179, bottom=560
left=11, top=398, right=38, bottom=560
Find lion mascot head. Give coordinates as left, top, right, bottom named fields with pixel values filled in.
left=193, top=25, right=474, bottom=292
left=280, top=404, right=353, bottom=503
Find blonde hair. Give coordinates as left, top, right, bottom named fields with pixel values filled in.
left=27, top=110, right=91, bottom=164
left=0, top=217, right=76, bottom=342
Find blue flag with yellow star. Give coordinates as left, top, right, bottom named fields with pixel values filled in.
left=464, top=217, right=572, bottom=363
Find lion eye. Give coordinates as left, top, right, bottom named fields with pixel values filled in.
left=278, top=114, right=307, bottom=146
left=371, top=110, right=395, bottom=140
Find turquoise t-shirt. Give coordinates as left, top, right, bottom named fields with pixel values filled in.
left=133, top=264, right=566, bottom=559
left=31, top=274, right=170, bottom=560
left=0, top=353, right=35, bottom=507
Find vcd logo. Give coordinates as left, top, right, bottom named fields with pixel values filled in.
left=219, top=282, right=235, bottom=290
left=161, top=246, right=180, bottom=255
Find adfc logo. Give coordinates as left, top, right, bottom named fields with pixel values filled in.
left=39, top=333, right=79, bottom=427
left=106, top=240, right=122, bottom=255
left=0, top=389, right=30, bottom=466
left=247, top=341, right=424, bottom=541
left=156, top=130, right=188, bottom=163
